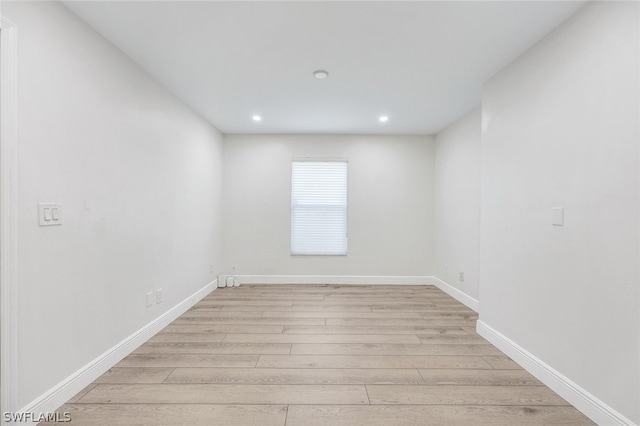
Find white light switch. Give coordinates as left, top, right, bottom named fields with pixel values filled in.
left=38, top=203, right=62, bottom=226
left=553, top=207, right=564, bottom=226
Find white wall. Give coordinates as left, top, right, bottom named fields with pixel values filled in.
left=433, top=108, right=481, bottom=301
left=222, top=134, right=434, bottom=278
left=480, top=2, right=639, bottom=423
left=5, top=1, right=223, bottom=409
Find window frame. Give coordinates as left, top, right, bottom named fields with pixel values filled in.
left=290, top=158, right=348, bottom=256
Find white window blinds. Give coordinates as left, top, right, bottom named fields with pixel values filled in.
left=291, top=160, right=348, bottom=256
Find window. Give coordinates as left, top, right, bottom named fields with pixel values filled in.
left=291, top=160, right=348, bottom=255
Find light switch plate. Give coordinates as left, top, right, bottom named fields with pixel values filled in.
left=38, top=203, right=62, bottom=226
left=553, top=207, right=564, bottom=226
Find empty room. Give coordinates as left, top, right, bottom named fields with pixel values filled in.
left=0, top=0, right=638, bottom=425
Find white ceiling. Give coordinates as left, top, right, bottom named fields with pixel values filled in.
left=64, top=1, right=585, bottom=135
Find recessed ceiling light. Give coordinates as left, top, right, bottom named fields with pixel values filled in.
left=379, top=116, right=389, bottom=123
left=252, top=115, right=262, bottom=122
left=313, top=70, right=329, bottom=79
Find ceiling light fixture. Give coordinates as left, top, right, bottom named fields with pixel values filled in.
left=313, top=70, right=329, bottom=79
left=379, top=116, right=389, bottom=123
left=252, top=115, right=262, bottom=122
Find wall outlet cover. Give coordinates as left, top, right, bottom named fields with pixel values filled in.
left=38, top=203, right=63, bottom=226
left=553, top=207, right=565, bottom=226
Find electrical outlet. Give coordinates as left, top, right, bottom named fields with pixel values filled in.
left=156, top=288, right=162, bottom=304
left=553, top=207, right=564, bottom=226
left=210, top=265, right=215, bottom=273
left=225, top=276, right=235, bottom=287
left=146, top=292, right=154, bottom=307
left=459, top=272, right=465, bottom=282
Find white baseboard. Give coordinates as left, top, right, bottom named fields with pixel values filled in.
left=477, top=320, right=636, bottom=426
left=431, top=276, right=479, bottom=312
left=233, top=275, right=431, bottom=286
left=18, top=279, right=217, bottom=422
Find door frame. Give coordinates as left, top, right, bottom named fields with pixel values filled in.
left=0, top=15, right=18, bottom=417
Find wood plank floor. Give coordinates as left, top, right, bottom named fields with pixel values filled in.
left=45, top=285, right=594, bottom=425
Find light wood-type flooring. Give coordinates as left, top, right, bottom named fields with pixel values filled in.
left=46, top=285, right=594, bottom=425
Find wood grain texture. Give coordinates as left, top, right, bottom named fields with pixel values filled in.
left=66, top=384, right=97, bottom=404
left=162, top=324, right=284, bottom=334
left=79, top=384, right=369, bottom=404
left=462, top=326, right=477, bottom=334
left=53, top=284, right=592, bottom=425
left=419, top=312, right=478, bottom=320
left=293, top=303, right=437, bottom=309
left=184, top=310, right=265, bottom=317
left=289, top=343, right=502, bottom=356
left=256, top=355, right=495, bottom=369
left=133, top=342, right=291, bottom=355
left=221, top=305, right=373, bottom=312
left=416, top=334, right=489, bottom=344
left=149, top=333, right=227, bottom=343
left=418, top=369, right=542, bottom=386
left=366, top=385, right=569, bottom=405
left=325, top=318, right=475, bottom=326
left=223, top=333, right=421, bottom=344
left=484, top=355, right=523, bottom=370
left=165, top=367, right=425, bottom=385
left=116, top=354, right=259, bottom=368
left=261, top=311, right=423, bottom=318
left=371, top=306, right=472, bottom=312
left=198, top=300, right=294, bottom=306
left=286, top=405, right=593, bottom=426
left=283, top=325, right=468, bottom=335
left=207, top=295, right=325, bottom=302
left=93, top=367, right=174, bottom=384
left=173, top=316, right=325, bottom=326
left=41, top=404, right=288, bottom=426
